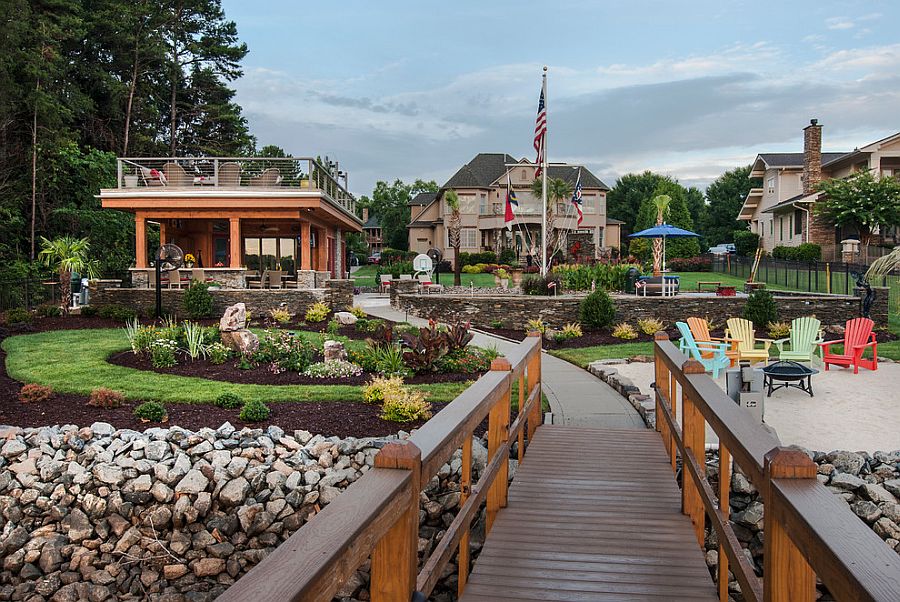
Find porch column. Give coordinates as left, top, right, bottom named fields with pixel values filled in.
left=317, top=227, right=328, bottom=271
left=135, top=215, right=147, bottom=268
left=334, top=227, right=343, bottom=277
left=300, top=222, right=312, bottom=270
left=229, top=217, right=241, bottom=268
left=159, top=221, right=167, bottom=246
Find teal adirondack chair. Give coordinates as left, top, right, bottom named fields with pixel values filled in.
left=773, top=317, right=824, bottom=365
left=676, top=322, right=731, bottom=378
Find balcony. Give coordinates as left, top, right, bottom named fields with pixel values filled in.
left=107, top=157, right=359, bottom=223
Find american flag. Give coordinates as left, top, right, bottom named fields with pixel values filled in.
left=571, top=169, right=583, bottom=226
left=533, top=79, right=547, bottom=177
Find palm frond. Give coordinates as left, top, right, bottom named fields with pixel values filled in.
left=866, top=246, right=900, bottom=280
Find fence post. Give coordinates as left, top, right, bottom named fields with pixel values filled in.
left=487, top=357, right=512, bottom=534
left=763, top=447, right=817, bottom=602
left=371, top=440, right=422, bottom=602
left=526, top=332, right=542, bottom=443
left=680, top=359, right=707, bottom=547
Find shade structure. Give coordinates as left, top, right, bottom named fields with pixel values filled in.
left=628, top=223, right=700, bottom=273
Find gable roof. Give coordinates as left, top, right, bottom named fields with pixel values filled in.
left=443, top=153, right=610, bottom=191
left=363, top=214, right=380, bottom=229
left=755, top=152, right=850, bottom=169
left=409, top=191, right=436, bottom=206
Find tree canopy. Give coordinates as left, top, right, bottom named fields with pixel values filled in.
left=702, top=165, right=759, bottom=245
left=816, top=170, right=900, bottom=248
left=628, top=176, right=701, bottom=259
left=360, top=179, right=439, bottom=251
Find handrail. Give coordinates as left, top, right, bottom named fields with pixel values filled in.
left=219, top=334, right=543, bottom=602
left=652, top=333, right=900, bottom=602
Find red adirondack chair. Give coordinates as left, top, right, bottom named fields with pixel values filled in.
left=817, top=317, right=878, bottom=374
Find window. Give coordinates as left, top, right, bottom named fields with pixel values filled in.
left=779, top=217, right=783, bottom=241
left=767, top=177, right=775, bottom=194
left=583, top=195, right=596, bottom=214
left=461, top=228, right=477, bottom=248
left=794, top=209, right=803, bottom=236
left=243, top=237, right=297, bottom=273
left=769, top=220, right=773, bottom=236
left=479, top=193, right=487, bottom=215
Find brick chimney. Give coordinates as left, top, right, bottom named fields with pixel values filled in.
left=362, top=207, right=369, bottom=224
left=802, top=119, right=822, bottom=194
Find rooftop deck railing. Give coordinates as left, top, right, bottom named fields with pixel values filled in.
left=653, top=333, right=900, bottom=602
left=113, top=157, right=358, bottom=220
left=217, top=334, right=543, bottom=602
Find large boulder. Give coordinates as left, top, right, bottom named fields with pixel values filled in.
left=334, top=311, right=358, bottom=325
left=221, top=330, right=259, bottom=355
left=220, top=303, right=247, bottom=332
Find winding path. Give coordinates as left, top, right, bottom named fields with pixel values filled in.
left=355, top=294, right=644, bottom=429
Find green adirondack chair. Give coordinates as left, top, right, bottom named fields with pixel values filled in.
left=676, top=322, right=730, bottom=378
left=773, top=317, right=823, bottom=365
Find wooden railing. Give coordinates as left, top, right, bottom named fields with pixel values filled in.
left=653, top=332, right=900, bottom=602
left=218, top=334, right=543, bottom=602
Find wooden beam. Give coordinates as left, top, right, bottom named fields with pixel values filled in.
left=316, top=227, right=328, bottom=271
left=300, top=221, right=311, bottom=270
left=229, top=217, right=241, bottom=268
left=135, top=215, right=147, bottom=268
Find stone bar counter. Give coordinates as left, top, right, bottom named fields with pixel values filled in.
left=130, top=267, right=247, bottom=289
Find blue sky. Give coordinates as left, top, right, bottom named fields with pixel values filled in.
left=224, top=0, right=900, bottom=195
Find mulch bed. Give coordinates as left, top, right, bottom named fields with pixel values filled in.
left=108, top=351, right=480, bottom=386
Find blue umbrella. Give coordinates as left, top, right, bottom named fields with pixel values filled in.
left=628, top=223, right=700, bottom=273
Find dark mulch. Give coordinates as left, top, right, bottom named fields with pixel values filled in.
left=476, top=325, right=682, bottom=349
left=108, top=351, right=480, bottom=386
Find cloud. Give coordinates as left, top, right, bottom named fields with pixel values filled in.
left=825, top=13, right=882, bottom=31
left=814, top=43, right=900, bottom=72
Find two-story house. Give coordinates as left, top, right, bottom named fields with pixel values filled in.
left=361, top=208, right=383, bottom=253
left=407, top=153, right=621, bottom=264
left=739, top=120, right=900, bottom=259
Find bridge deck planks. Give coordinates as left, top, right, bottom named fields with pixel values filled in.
left=460, top=425, right=717, bottom=601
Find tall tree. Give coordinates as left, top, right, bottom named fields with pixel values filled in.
left=369, top=179, right=438, bottom=251
left=649, top=194, right=671, bottom=276
left=606, top=171, right=667, bottom=235
left=444, top=190, right=462, bottom=285
left=633, top=178, right=700, bottom=259
left=703, top=165, right=758, bottom=245
left=38, top=235, right=99, bottom=314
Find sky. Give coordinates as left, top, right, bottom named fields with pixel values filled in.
left=223, top=0, right=900, bottom=197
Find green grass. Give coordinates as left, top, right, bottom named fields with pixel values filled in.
left=2, top=328, right=471, bottom=405
left=352, top=264, right=498, bottom=288
left=673, top=271, right=792, bottom=292
left=549, top=342, right=654, bottom=369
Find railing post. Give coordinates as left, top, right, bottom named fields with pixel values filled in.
left=371, top=440, right=422, bottom=602
left=486, top=357, right=512, bottom=534
left=117, top=159, right=123, bottom=188
left=681, top=359, right=707, bottom=547
left=763, top=447, right=816, bottom=602
left=718, top=444, right=731, bottom=602
left=526, top=332, right=542, bottom=443
left=458, top=433, right=473, bottom=598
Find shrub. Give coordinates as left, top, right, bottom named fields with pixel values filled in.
left=525, top=318, right=546, bottom=334
left=207, top=342, right=232, bottom=365
left=150, top=338, right=178, bottom=368
left=4, top=308, right=33, bottom=325
left=400, top=321, right=449, bottom=373
left=304, top=302, right=330, bottom=323
left=134, top=401, right=167, bottom=422
left=372, top=344, right=409, bottom=376
left=561, top=322, right=583, bottom=338
left=743, top=289, right=778, bottom=329
left=552, top=263, right=641, bottom=292
left=637, top=317, right=665, bottom=335
left=612, top=322, right=638, bottom=339
left=19, top=383, right=53, bottom=403
left=239, top=399, right=270, bottom=422
left=498, top=248, right=517, bottom=265
left=327, top=319, right=340, bottom=338
left=97, top=304, right=137, bottom=322
left=767, top=321, right=791, bottom=338
left=182, top=280, right=214, bottom=319
left=182, top=321, right=206, bottom=360
left=579, top=290, right=616, bottom=329
left=269, top=307, right=292, bottom=324
left=381, top=388, right=431, bottom=423
left=130, top=325, right=158, bottom=355
left=88, top=387, right=124, bottom=408
left=733, top=230, right=760, bottom=256
left=458, top=251, right=497, bottom=267
left=35, top=304, right=62, bottom=318
left=521, top=273, right=561, bottom=295
left=350, top=306, right=367, bottom=319
left=303, top=359, right=364, bottom=378
left=436, top=347, right=492, bottom=374
left=256, top=328, right=315, bottom=372
left=215, top=392, right=244, bottom=409
left=461, top=264, right=481, bottom=274
left=363, top=375, right=404, bottom=404
left=377, top=260, right=414, bottom=278
left=772, top=244, right=821, bottom=261
left=495, top=268, right=509, bottom=280
left=490, top=319, right=504, bottom=329
left=666, top=257, right=711, bottom=272
left=79, top=305, right=97, bottom=317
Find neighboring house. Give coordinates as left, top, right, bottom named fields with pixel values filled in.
left=407, top=153, right=621, bottom=264
left=361, top=208, right=383, bottom=253
left=739, top=120, right=900, bottom=260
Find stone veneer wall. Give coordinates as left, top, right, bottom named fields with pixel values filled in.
left=396, top=291, right=879, bottom=329
left=130, top=270, right=247, bottom=289
left=90, top=288, right=326, bottom=317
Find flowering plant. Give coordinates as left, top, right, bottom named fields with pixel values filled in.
left=303, top=360, right=363, bottom=378
left=184, top=253, right=196, bottom=264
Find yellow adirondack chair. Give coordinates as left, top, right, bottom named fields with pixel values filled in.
left=686, top=317, right=739, bottom=367
left=725, top=317, right=773, bottom=364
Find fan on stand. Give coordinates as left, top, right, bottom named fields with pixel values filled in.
left=427, top=248, right=442, bottom=285
left=155, top=244, right=184, bottom=318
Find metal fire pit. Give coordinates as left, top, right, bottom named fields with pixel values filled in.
left=761, top=361, right=819, bottom=398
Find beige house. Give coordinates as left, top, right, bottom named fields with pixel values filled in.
left=408, top=153, right=621, bottom=264
left=739, top=120, right=900, bottom=259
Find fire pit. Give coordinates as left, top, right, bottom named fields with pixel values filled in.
left=761, top=361, right=819, bottom=397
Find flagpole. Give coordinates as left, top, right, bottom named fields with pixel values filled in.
left=541, top=66, right=548, bottom=276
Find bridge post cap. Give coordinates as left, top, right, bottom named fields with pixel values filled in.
left=654, top=331, right=669, bottom=341
left=526, top=330, right=542, bottom=338
left=490, top=357, right=512, bottom=371
left=764, top=446, right=817, bottom=479
left=374, top=439, right=422, bottom=469
left=681, top=359, right=706, bottom=374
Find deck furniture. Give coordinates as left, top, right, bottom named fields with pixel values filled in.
left=163, top=162, right=192, bottom=187
left=686, top=317, right=739, bottom=367
left=636, top=275, right=679, bottom=297
left=773, top=317, right=824, bottom=365
left=249, top=269, right=269, bottom=289
left=762, top=361, right=818, bottom=397
left=140, top=167, right=167, bottom=187
left=249, top=167, right=281, bottom=187
left=267, top=270, right=285, bottom=289
left=726, top=317, right=773, bottom=364
left=697, top=281, right=721, bottom=292
left=817, top=317, right=878, bottom=374
left=379, top=274, right=392, bottom=293
left=399, top=274, right=413, bottom=280
left=218, top=162, right=242, bottom=187
left=167, top=269, right=186, bottom=289
left=676, top=321, right=730, bottom=378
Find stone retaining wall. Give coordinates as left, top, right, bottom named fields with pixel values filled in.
left=396, top=290, right=879, bottom=329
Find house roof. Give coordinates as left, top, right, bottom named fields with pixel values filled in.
left=363, top=214, right=380, bottom=229
left=605, top=217, right=625, bottom=225
left=762, top=192, right=821, bottom=214
left=442, top=153, right=610, bottom=191
left=409, top=191, right=436, bottom=206
left=755, top=152, right=850, bottom=169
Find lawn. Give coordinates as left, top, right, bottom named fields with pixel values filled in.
left=2, top=328, right=472, bottom=404
left=353, top=264, right=498, bottom=288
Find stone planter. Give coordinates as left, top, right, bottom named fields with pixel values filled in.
left=500, top=278, right=509, bottom=289
left=509, top=268, right=524, bottom=287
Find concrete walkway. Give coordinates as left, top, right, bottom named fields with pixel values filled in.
left=355, top=294, right=644, bottom=429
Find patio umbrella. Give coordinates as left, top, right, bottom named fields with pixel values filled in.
left=628, top=223, right=701, bottom=273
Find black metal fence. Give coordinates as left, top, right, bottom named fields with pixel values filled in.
left=0, top=273, right=131, bottom=313
left=711, top=255, right=899, bottom=316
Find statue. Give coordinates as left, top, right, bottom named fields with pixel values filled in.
left=851, top=271, right=875, bottom=318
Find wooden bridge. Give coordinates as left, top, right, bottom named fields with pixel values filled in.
left=220, top=333, right=900, bottom=602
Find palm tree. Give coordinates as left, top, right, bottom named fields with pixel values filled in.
left=650, top=194, right=671, bottom=276
left=866, top=246, right=900, bottom=280
left=38, top=236, right=100, bottom=314
left=531, top=177, right=571, bottom=266
left=444, top=190, right=462, bottom=285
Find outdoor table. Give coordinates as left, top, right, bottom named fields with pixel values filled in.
left=761, top=361, right=819, bottom=397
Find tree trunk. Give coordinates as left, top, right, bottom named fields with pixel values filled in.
left=31, top=79, right=40, bottom=262
left=123, top=43, right=140, bottom=155
left=453, top=245, right=461, bottom=286
left=169, top=55, right=178, bottom=156
left=59, top=268, right=71, bottom=315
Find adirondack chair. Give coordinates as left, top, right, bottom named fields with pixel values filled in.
left=773, top=317, right=823, bottom=365
left=725, top=318, right=773, bottom=364
left=817, top=317, right=878, bottom=374
left=686, top=317, right=739, bottom=367
left=676, top=322, right=731, bottom=378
